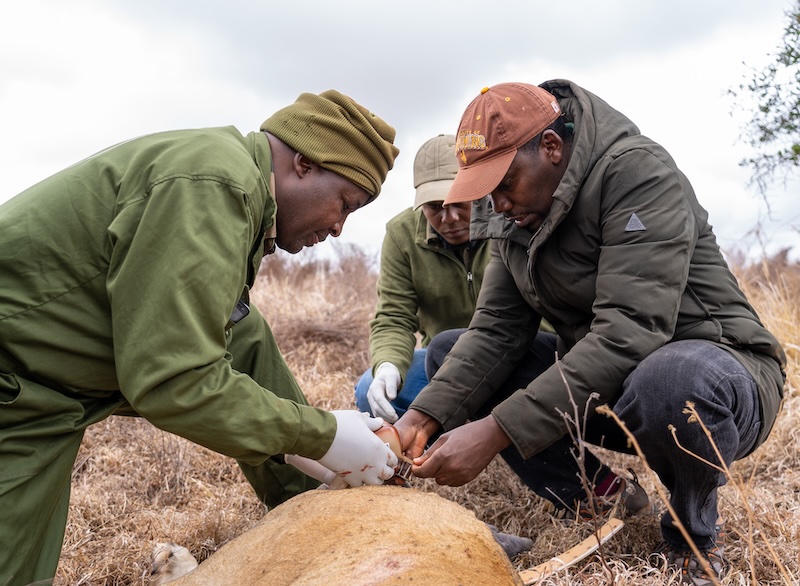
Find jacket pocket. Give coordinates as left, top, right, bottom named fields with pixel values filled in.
left=674, top=285, right=722, bottom=341
left=0, top=372, right=21, bottom=405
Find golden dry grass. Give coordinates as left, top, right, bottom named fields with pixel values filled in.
left=55, top=244, right=799, bottom=585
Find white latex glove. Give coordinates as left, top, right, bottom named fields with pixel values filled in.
left=317, top=410, right=398, bottom=487
left=367, top=362, right=402, bottom=423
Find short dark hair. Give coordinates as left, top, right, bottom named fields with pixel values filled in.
left=519, top=116, right=573, bottom=154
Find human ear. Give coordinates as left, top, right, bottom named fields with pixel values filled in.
left=293, top=153, right=315, bottom=178
left=541, top=130, right=564, bottom=165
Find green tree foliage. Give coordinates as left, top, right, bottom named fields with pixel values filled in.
left=732, top=1, right=800, bottom=196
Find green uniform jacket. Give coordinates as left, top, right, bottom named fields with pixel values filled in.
left=0, top=127, right=335, bottom=464
left=368, top=207, right=490, bottom=383
left=411, top=80, right=787, bottom=459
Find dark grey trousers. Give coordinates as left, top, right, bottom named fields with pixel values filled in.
left=426, top=329, right=760, bottom=550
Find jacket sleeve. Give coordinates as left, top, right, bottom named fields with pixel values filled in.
left=106, top=176, right=335, bottom=464
left=494, top=147, right=696, bottom=458
left=410, top=243, right=542, bottom=428
left=368, top=224, right=421, bottom=382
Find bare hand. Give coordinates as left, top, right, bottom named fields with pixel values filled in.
left=411, top=416, right=511, bottom=487
left=394, top=409, right=440, bottom=460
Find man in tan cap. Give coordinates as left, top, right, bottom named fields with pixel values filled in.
left=353, top=134, right=491, bottom=423
left=395, top=81, right=786, bottom=585
left=0, top=90, right=399, bottom=585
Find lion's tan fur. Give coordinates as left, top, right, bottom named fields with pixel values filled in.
left=165, top=485, right=523, bottom=585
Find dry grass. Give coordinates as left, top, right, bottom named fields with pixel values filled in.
left=55, top=245, right=799, bottom=585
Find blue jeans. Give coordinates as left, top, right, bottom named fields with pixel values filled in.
left=354, top=349, right=429, bottom=418
left=427, top=330, right=761, bottom=550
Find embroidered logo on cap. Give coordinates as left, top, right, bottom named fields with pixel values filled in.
left=624, top=212, right=646, bottom=232
left=456, top=130, right=487, bottom=163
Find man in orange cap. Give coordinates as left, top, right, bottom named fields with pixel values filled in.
left=395, top=81, right=786, bottom=585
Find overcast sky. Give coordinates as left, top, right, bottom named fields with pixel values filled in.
left=1, top=0, right=797, bottom=263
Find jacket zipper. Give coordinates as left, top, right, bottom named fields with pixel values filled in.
left=463, top=246, right=476, bottom=300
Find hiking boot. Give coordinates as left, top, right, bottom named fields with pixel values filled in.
left=568, top=470, right=650, bottom=522
left=651, top=519, right=727, bottom=585
left=653, top=542, right=726, bottom=585
left=714, top=519, right=726, bottom=549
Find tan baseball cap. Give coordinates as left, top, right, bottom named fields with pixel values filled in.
left=445, top=83, right=561, bottom=205
left=413, top=134, right=458, bottom=209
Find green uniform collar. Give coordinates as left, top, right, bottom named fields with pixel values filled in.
left=252, top=131, right=278, bottom=255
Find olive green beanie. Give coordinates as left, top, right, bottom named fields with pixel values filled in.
left=260, top=90, right=400, bottom=197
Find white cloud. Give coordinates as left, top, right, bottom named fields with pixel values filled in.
left=0, top=0, right=273, bottom=194
left=1, top=0, right=796, bottom=261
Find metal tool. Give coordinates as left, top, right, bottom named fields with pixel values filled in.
left=374, top=422, right=414, bottom=484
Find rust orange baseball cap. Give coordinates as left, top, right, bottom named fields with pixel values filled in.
left=445, top=83, right=561, bottom=204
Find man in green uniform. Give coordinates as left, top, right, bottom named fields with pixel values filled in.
left=0, top=90, right=399, bottom=585
left=354, top=134, right=491, bottom=422
left=396, top=81, right=786, bottom=585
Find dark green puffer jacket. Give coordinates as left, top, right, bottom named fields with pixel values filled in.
left=368, top=207, right=490, bottom=383
left=412, top=79, right=786, bottom=459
